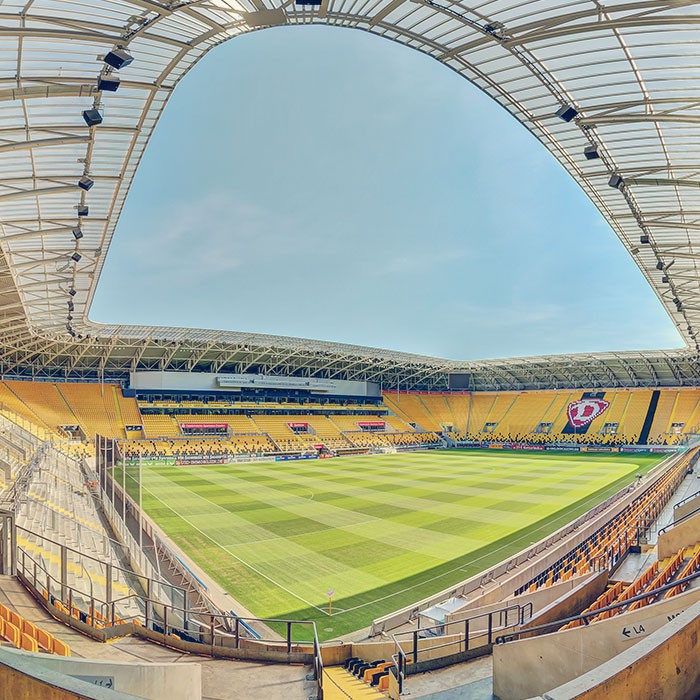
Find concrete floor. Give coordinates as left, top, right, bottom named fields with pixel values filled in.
left=0, top=576, right=317, bottom=700
left=405, top=656, right=492, bottom=699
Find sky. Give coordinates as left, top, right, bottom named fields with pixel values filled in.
left=90, top=26, right=682, bottom=361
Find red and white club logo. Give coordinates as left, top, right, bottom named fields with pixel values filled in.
left=567, top=399, right=610, bottom=428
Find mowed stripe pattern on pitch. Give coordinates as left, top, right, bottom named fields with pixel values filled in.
left=135, top=450, right=662, bottom=634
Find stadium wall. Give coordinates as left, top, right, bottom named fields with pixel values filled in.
left=0, top=648, right=200, bottom=700
left=492, top=586, right=700, bottom=700
left=534, top=598, right=700, bottom=700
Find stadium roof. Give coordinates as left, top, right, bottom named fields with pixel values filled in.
left=1, top=0, right=700, bottom=390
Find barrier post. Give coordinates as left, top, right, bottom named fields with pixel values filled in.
left=60, top=543, right=67, bottom=602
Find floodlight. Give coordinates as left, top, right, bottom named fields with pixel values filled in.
left=583, top=145, right=599, bottom=160
left=69, top=289, right=77, bottom=297
left=640, top=235, right=649, bottom=244
left=77, top=205, right=88, bottom=216
left=72, top=227, right=83, bottom=240
left=78, top=176, right=94, bottom=191
left=71, top=252, right=82, bottom=263
left=608, top=174, right=623, bottom=189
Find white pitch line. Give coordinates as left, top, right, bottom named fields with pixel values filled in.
left=139, top=481, right=329, bottom=615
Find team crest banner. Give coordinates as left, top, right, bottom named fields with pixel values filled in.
left=567, top=398, right=610, bottom=429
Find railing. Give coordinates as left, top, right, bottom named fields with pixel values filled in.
left=673, top=489, right=700, bottom=510
left=495, top=569, right=700, bottom=644
left=658, top=503, right=700, bottom=536
left=392, top=601, right=533, bottom=684
left=16, top=538, right=325, bottom=699
left=16, top=525, right=187, bottom=619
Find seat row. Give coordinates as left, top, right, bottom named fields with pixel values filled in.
left=517, top=454, right=691, bottom=595
left=0, top=602, right=70, bottom=656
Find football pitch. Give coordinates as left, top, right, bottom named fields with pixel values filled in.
left=127, top=449, right=665, bottom=639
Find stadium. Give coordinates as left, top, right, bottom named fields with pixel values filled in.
left=0, top=1, right=700, bottom=700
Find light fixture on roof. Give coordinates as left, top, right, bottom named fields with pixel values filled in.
left=662, top=276, right=669, bottom=284
left=67, top=300, right=74, bottom=311
left=77, top=205, right=88, bottom=217
left=608, top=174, right=624, bottom=189
left=555, top=104, right=578, bottom=122
left=71, top=252, right=82, bottom=263
left=103, top=48, right=134, bottom=70
left=67, top=314, right=73, bottom=321
left=78, top=176, right=94, bottom=191
left=640, top=235, right=649, bottom=244
left=97, top=75, right=120, bottom=92
left=72, top=227, right=83, bottom=240
left=583, top=145, right=599, bottom=160
left=69, top=289, right=77, bottom=297
left=656, top=260, right=664, bottom=271
left=82, top=109, right=103, bottom=127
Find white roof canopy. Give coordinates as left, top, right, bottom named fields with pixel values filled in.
left=0, top=0, right=699, bottom=389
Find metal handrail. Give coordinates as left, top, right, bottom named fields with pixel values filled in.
left=658, top=503, right=700, bottom=536
left=393, top=602, right=533, bottom=665
left=17, top=544, right=325, bottom=699
left=673, top=489, right=700, bottom=510
left=16, top=524, right=186, bottom=602
left=495, top=568, right=700, bottom=644
left=17, top=545, right=318, bottom=642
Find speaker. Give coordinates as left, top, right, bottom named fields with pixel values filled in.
left=103, top=48, right=134, bottom=70
left=583, top=145, right=599, bottom=160
left=97, top=75, right=120, bottom=92
left=82, top=109, right=103, bottom=127
left=78, top=176, right=94, bottom=191
left=555, top=105, right=578, bottom=122
left=77, top=205, right=89, bottom=217
left=608, top=174, right=623, bottom=189
left=640, top=235, right=649, bottom=244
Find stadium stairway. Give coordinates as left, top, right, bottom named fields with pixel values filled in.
left=323, top=664, right=388, bottom=699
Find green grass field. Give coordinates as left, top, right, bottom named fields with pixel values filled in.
left=126, top=449, right=665, bottom=639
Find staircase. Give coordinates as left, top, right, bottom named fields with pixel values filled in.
left=323, top=666, right=387, bottom=699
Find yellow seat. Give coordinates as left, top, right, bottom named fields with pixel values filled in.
left=20, top=633, right=38, bottom=653
left=52, top=638, right=71, bottom=657
left=3, top=621, right=20, bottom=648
left=7, top=609, right=22, bottom=630
left=35, top=627, right=53, bottom=652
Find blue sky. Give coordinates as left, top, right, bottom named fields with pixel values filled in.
left=91, top=26, right=682, bottom=360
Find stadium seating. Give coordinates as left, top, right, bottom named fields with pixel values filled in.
left=0, top=602, right=70, bottom=656
left=387, top=388, right=700, bottom=446
left=515, top=454, right=689, bottom=594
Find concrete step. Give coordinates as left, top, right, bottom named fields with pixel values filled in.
left=323, top=666, right=386, bottom=699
